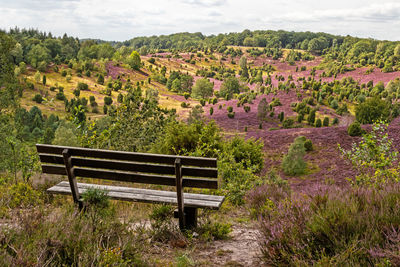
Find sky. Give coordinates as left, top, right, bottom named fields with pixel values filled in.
left=0, top=0, right=399, bottom=41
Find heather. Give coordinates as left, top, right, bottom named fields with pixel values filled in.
left=247, top=182, right=400, bottom=265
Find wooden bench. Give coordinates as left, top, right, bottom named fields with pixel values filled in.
left=36, top=144, right=225, bottom=230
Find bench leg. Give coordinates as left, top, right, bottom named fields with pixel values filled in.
left=184, top=207, right=198, bottom=229
left=174, top=207, right=198, bottom=230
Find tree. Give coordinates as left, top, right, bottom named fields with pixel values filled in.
left=27, top=44, right=51, bottom=69
left=220, top=76, right=240, bottom=100
left=239, top=56, right=249, bottom=80
left=191, top=78, right=214, bottom=99
left=127, top=50, right=141, bottom=70
left=355, top=97, right=390, bottom=124
left=34, top=71, right=41, bottom=83
left=0, top=32, right=18, bottom=111
left=282, top=137, right=307, bottom=176
left=257, top=98, right=268, bottom=121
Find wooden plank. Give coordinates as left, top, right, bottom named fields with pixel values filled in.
left=175, top=158, right=185, bottom=229
left=41, top=165, right=219, bottom=189
left=36, top=144, right=217, bottom=167
left=39, top=154, right=218, bottom=178
left=47, top=182, right=224, bottom=209
left=55, top=181, right=225, bottom=202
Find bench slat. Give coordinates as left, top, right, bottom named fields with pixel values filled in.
left=37, top=144, right=217, bottom=168
left=41, top=165, right=219, bottom=189
left=39, top=154, right=218, bottom=178
left=48, top=181, right=225, bottom=209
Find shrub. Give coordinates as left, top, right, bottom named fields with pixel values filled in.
left=304, top=139, right=313, bottom=151
left=347, top=121, right=364, bottom=136
left=282, top=137, right=307, bottom=176
left=243, top=105, right=250, bottom=113
left=77, top=82, right=89, bottom=91
left=355, top=97, right=390, bottom=124
left=315, top=118, right=322, bottom=127
left=340, top=122, right=398, bottom=186
left=104, top=96, right=113, bottom=106
left=333, top=117, right=339, bottom=125
left=200, top=99, right=206, bottom=106
left=256, top=183, right=400, bottom=265
left=282, top=118, right=294, bottom=129
left=32, top=94, right=43, bottom=103
left=56, top=92, right=65, bottom=101
left=183, top=92, right=190, bottom=100
left=323, top=117, right=329, bottom=126
left=227, top=106, right=233, bottom=113
left=181, top=102, right=190, bottom=108
left=227, top=112, right=235, bottom=118
left=209, top=107, right=213, bottom=115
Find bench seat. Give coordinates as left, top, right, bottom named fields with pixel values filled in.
left=48, top=181, right=225, bottom=210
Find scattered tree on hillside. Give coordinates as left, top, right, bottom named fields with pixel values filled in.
left=191, top=78, right=214, bottom=99
left=127, top=50, right=141, bottom=70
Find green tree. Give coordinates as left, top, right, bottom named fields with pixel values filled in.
left=0, top=32, right=18, bottom=111
left=127, top=50, right=141, bottom=70
left=27, top=44, right=51, bottom=69
left=282, top=137, right=307, bottom=176
left=257, top=98, right=268, bottom=121
left=191, top=78, right=214, bottom=99
left=355, top=97, right=390, bottom=124
left=220, top=77, right=240, bottom=100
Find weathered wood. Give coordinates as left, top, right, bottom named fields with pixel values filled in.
left=37, top=144, right=224, bottom=230
left=41, top=165, right=219, bottom=189
left=48, top=181, right=225, bottom=209
left=62, top=149, right=81, bottom=207
left=37, top=144, right=217, bottom=167
left=39, top=154, right=218, bottom=178
left=53, top=181, right=225, bottom=203
left=175, top=158, right=185, bottom=229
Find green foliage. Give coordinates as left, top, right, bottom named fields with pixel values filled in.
left=257, top=98, right=268, bottom=121
left=347, top=121, right=364, bottom=136
left=104, top=96, right=113, bottom=105
left=282, top=118, right=294, bottom=129
left=355, top=97, right=390, bottom=124
left=227, top=112, right=235, bottom=118
left=323, top=117, right=329, bottom=126
left=127, top=50, right=141, bottom=70
left=32, top=94, right=43, bottom=104
left=191, top=78, right=213, bottom=99
left=282, top=136, right=307, bottom=176
left=3, top=182, right=43, bottom=209
left=220, top=76, right=240, bottom=100
left=340, top=122, right=399, bottom=186
left=304, top=139, right=313, bottom=152
left=315, top=118, right=322, bottom=127
left=197, top=221, right=231, bottom=241
left=77, top=82, right=89, bottom=91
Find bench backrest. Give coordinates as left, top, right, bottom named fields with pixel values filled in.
left=36, top=144, right=218, bottom=189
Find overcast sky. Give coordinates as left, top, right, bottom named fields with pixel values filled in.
left=0, top=0, right=399, bottom=41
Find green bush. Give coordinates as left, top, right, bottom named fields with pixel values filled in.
left=227, top=112, right=235, bottom=118
left=347, top=121, right=364, bottom=136
left=323, top=117, right=329, bottom=126
left=209, top=107, right=213, bottom=115
left=355, top=97, right=390, bottom=124
left=104, top=96, right=113, bottom=106
left=77, top=82, right=89, bottom=91
left=282, top=118, right=294, bottom=128
left=333, top=117, right=339, bottom=125
left=32, top=94, right=43, bottom=103
left=315, top=118, right=322, bottom=127
left=304, top=139, right=313, bottom=151
left=227, top=106, right=233, bottom=113
left=282, top=137, right=307, bottom=176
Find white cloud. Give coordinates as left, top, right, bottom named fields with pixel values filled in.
left=0, top=0, right=399, bottom=41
